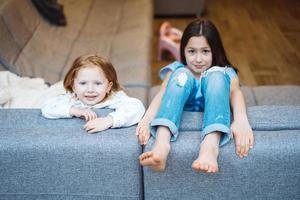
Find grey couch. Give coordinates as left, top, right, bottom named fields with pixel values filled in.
left=1, top=86, right=300, bottom=200
left=145, top=86, right=300, bottom=200
left=1, top=0, right=300, bottom=199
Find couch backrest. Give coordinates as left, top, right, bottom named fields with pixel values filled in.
left=0, top=0, right=152, bottom=105
left=0, top=0, right=40, bottom=72
left=0, top=108, right=143, bottom=199
left=178, top=105, right=300, bottom=132
left=0, top=0, right=152, bottom=84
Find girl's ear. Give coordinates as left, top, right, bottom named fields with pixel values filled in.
left=107, top=81, right=113, bottom=93
left=71, top=83, right=75, bottom=93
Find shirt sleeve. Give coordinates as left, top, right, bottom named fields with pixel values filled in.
left=226, top=67, right=239, bottom=81
left=107, top=93, right=145, bottom=128
left=159, top=61, right=185, bottom=80
left=41, top=94, right=73, bottom=119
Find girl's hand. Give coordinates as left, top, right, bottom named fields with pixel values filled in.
left=84, top=116, right=113, bottom=134
left=70, top=107, right=97, bottom=121
left=136, top=119, right=151, bottom=145
left=231, top=115, right=254, bottom=158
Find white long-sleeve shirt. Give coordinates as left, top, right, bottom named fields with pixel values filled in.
left=41, top=90, right=145, bottom=128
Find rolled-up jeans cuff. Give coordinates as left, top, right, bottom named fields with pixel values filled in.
left=202, top=124, right=231, bottom=147
left=150, top=118, right=178, bottom=141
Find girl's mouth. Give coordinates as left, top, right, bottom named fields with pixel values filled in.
left=194, top=65, right=204, bottom=69
left=195, top=64, right=209, bottom=70
left=85, top=95, right=98, bottom=101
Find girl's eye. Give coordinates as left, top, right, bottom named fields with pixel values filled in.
left=203, top=49, right=211, bottom=54
left=95, top=82, right=102, bottom=85
left=188, top=49, right=195, bottom=54
left=79, top=82, right=86, bottom=85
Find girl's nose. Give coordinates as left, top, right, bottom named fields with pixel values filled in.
left=87, top=84, right=94, bottom=92
left=196, top=53, right=202, bottom=63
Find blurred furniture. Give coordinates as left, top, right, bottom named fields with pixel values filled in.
left=158, top=21, right=182, bottom=61
left=154, top=0, right=206, bottom=17
left=0, top=0, right=152, bottom=105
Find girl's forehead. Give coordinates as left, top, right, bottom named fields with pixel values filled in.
left=78, top=64, right=102, bottom=73
left=76, top=65, right=105, bottom=77
left=186, top=36, right=210, bottom=48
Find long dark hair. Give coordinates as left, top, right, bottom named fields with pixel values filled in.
left=180, top=18, right=236, bottom=71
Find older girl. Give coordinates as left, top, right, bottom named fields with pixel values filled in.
left=137, top=19, right=254, bottom=173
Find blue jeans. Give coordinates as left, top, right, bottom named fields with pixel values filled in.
left=150, top=67, right=231, bottom=146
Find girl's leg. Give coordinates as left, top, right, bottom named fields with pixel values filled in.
left=192, top=71, right=231, bottom=173
left=139, top=68, right=196, bottom=172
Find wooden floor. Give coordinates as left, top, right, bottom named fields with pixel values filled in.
left=151, top=0, right=300, bottom=86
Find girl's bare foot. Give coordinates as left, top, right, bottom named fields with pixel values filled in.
left=139, top=126, right=171, bottom=172
left=139, top=143, right=170, bottom=172
left=192, top=132, right=220, bottom=173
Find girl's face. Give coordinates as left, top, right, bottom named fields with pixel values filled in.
left=184, top=36, right=212, bottom=78
left=72, top=64, right=112, bottom=105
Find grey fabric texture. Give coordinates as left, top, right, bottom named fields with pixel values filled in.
left=179, top=105, right=300, bottom=131
left=0, top=109, right=142, bottom=200
left=143, top=129, right=300, bottom=200
left=240, top=86, right=256, bottom=106
left=253, top=85, right=300, bottom=105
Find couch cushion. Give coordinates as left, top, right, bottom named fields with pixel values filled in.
left=0, top=0, right=40, bottom=72
left=13, top=0, right=91, bottom=83
left=125, top=86, right=149, bottom=106
left=178, top=105, right=300, bottom=131
left=143, top=129, right=300, bottom=200
left=0, top=109, right=142, bottom=200
left=0, top=0, right=152, bottom=106
left=0, top=16, right=19, bottom=69
left=240, top=86, right=256, bottom=106
left=253, top=85, right=300, bottom=105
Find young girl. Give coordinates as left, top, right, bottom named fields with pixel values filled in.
left=42, top=55, right=145, bottom=133
left=136, top=18, right=254, bottom=173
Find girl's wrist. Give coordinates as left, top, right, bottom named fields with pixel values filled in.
left=69, top=107, right=77, bottom=116
left=141, top=115, right=152, bottom=124
left=233, top=113, right=248, bottom=120
left=104, top=115, right=113, bottom=128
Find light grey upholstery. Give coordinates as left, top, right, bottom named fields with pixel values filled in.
left=0, top=109, right=143, bottom=200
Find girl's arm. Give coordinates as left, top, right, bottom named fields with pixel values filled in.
left=136, top=71, right=172, bottom=145
left=108, top=95, right=146, bottom=128
left=230, top=78, right=254, bottom=158
left=41, top=94, right=74, bottom=119
left=41, top=94, right=97, bottom=121
left=82, top=92, right=146, bottom=134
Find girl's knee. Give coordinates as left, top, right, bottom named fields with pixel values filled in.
left=206, top=71, right=228, bottom=83
left=203, top=71, right=230, bottom=92
left=169, top=68, right=194, bottom=88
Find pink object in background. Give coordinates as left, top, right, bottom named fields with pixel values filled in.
left=157, top=21, right=182, bottom=61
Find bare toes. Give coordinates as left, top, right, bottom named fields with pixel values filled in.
left=139, top=152, right=153, bottom=161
